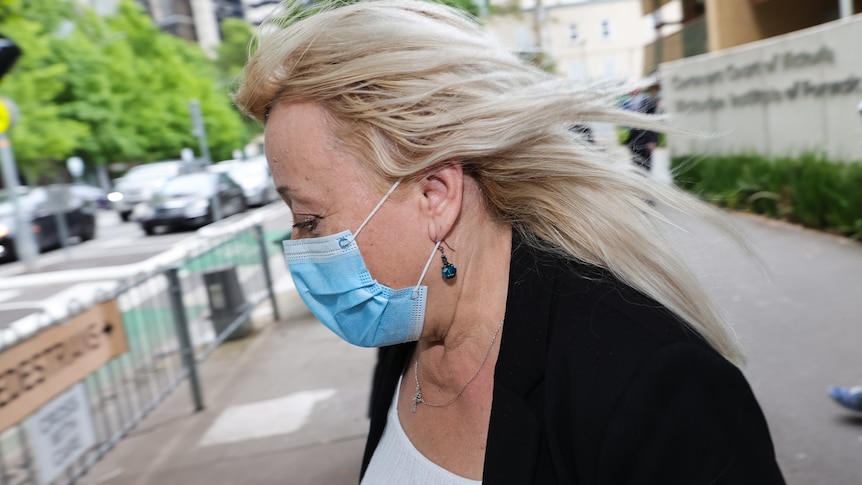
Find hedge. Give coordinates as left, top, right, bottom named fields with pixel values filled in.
left=671, top=154, right=862, bottom=239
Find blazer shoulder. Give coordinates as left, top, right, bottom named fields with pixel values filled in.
left=552, top=258, right=708, bottom=350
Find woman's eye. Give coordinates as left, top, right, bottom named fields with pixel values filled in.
left=291, top=216, right=320, bottom=236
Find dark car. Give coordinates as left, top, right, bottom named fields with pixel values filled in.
left=0, top=185, right=97, bottom=262
left=71, top=184, right=112, bottom=210
left=134, top=171, right=247, bottom=235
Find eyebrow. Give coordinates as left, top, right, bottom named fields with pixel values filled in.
left=276, top=185, right=298, bottom=202
left=276, top=184, right=315, bottom=206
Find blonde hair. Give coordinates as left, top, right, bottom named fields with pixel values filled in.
left=234, top=0, right=747, bottom=365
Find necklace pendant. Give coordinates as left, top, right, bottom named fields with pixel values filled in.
left=412, top=389, right=421, bottom=413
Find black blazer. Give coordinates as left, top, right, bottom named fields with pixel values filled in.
left=362, top=237, right=785, bottom=484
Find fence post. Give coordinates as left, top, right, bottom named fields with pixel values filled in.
left=165, top=267, right=205, bottom=411
left=254, top=224, right=280, bottom=322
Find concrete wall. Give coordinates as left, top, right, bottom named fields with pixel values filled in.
left=190, top=0, right=220, bottom=57
left=660, top=13, right=862, bottom=161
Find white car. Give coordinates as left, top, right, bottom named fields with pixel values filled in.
left=208, top=157, right=278, bottom=207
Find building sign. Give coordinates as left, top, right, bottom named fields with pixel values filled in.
left=24, top=384, right=97, bottom=485
left=660, top=15, right=862, bottom=160
left=668, top=46, right=861, bottom=113
left=0, top=300, right=127, bottom=433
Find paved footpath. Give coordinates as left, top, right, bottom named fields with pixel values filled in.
left=83, top=289, right=376, bottom=485
left=677, top=212, right=862, bottom=485
left=81, top=160, right=862, bottom=484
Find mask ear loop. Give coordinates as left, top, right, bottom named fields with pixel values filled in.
left=413, top=241, right=442, bottom=299
left=348, top=179, right=402, bottom=243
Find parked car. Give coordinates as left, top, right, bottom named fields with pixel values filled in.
left=133, top=171, right=247, bottom=235
left=208, top=156, right=278, bottom=207
left=0, top=185, right=97, bottom=262
left=70, top=184, right=112, bottom=210
left=109, top=160, right=194, bottom=222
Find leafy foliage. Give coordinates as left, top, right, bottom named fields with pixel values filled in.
left=438, top=0, right=480, bottom=17
left=672, top=154, right=862, bottom=239
left=215, top=17, right=255, bottom=88
left=0, top=0, right=248, bottom=181
left=0, top=0, right=19, bottom=21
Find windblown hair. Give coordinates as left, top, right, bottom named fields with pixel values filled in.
left=234, top=0, right=747, bottom=364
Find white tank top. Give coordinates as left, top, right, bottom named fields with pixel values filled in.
left=361, top=375, right=483, bottom=485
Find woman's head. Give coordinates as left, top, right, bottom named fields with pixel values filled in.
left=235, top=0, right=747, bottom=364
left=235, top=0, right=614, bottom=203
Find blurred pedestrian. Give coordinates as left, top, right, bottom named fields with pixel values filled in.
left=621, top=87, right=644, bottom=111
left=828, top=386, right=862, bottom=412
left=624, top=83, right=660, bottom=172
left=234, top=1, right=785, bottom=483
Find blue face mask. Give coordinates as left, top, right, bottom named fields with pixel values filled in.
left=282, top=180, right=442, bottom=348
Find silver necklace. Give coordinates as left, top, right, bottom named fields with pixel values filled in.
left=411, top=318, right=505, bottom=413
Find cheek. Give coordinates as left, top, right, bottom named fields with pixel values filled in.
left=359, top=223, right=430, bottom=289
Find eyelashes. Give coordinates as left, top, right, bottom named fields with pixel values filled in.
left=292, top=215, right=320, bottom=235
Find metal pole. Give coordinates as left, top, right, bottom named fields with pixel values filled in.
left=189, top=100, right=221, bottom=222
left=165, top=267, right=205, bottom=411
left=254, top=224, right=280, bottom=321
left=47, top=184, right=72, bottom=259
left=53, top=211, right=71, bottom=259
left=0, top=132, right=38, bottom=268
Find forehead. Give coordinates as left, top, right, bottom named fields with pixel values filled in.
left=265, top=102, right=340, bottom=169
left=264, top=101, right=379, bottom=202
left=267, top=103, right=342, bottom=178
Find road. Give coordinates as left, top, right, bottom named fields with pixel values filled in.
left=0, top=205, right=288, bottom=328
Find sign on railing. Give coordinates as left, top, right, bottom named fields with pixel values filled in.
left=24, top=384, right=97, bottom=485
left=0, top=300, right=127, bottom=433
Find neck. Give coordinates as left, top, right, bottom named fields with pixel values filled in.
left=416, top=222, right=511, bottom=390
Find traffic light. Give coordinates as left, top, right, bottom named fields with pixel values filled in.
left=0, top=34, right=22, bottom=82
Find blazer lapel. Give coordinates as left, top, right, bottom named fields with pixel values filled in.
left=483, top=236, right=555, bottom=483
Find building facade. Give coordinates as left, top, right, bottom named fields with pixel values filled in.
left=242, top=0, right=279, bottom=25
left=128, top=0, right=245, bottom=55
left=483, top=0, right=661, bottom=84
left=642, top=0, right=861, bottom=75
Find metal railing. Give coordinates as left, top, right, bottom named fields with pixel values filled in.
left=0, top=210, right=289, bottom=485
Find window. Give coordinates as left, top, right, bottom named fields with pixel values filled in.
left=602, top=57, right=616, bottom=76
left=516, top=26, right=532, bottom=52
left=569, top=60, right=586, bottom=81
left=568, top=23, right=579, bottom=44
left=600, top=19, right=611, bottom=40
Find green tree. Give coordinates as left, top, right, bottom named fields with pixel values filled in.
left=214, top=17, right=261, bottom=146
left=438, top=0, right=480, bottom=17
left=0, top=7, right=91, bottom=181
left=0, top=0, right=19, bottom=21
left=0, top=0, right=248, bottom=180
left=215, top=17, right=254, bottom=88
left=104, top=0, right=246, bottom=163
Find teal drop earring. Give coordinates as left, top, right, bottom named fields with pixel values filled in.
left=439, top=245, right=457, bottom=280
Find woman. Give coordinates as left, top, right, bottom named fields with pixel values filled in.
left=234, top=1, right=785, bottom=483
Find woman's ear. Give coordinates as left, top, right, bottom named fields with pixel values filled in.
left=420, top=162, right=463, bottom=242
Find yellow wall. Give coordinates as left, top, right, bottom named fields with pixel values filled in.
left=706, top=0, right=853, bottom=51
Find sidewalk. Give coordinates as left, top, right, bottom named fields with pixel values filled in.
left=83, top=288, right=377, bottom=485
